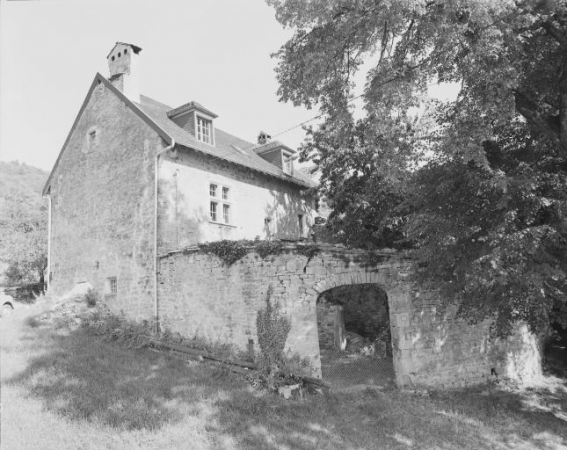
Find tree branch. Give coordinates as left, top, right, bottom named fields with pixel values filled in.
left=514, top=90, right=565, bottom=155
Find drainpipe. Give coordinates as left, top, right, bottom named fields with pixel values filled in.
left=154, top=139, right=175, bottom=333
left=43, top=194, right=52, bottom=290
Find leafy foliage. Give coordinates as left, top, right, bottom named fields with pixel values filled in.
left=0, top=161, right=49, bottom=283
left=83, top=311, right=155, bottom=349
left=198, top=239, right=319, bottom=266
left=198, top=240, right=252, bottom=266
left=269, top=0, right=567, bottom=335
left=84, top=288, right=99, bottom=308
left=256, top=286, right=292, bottom=371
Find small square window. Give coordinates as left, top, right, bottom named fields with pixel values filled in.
left=222, top=187, right=229, bottom=200
left=88, top=130, right=97, bottom=150
left=223, top=204, right=230, bottom=224
left=107, top=277, right=117, bottom=295
left=210, top=184, right=217, bottom=197
left=210, top=202, right=218, bottom=221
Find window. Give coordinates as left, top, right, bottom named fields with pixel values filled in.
left=209, top=183, right=231, bottom=225
left=283, top=153, right=293, bottom=175
left=107, top=277, right=117, bottom=295
left=87, top=129, right=97, bottom=152
left=298, top=214, right=304, bottom=237
left=197, top=116, right=213, bottom=144
left=223, top=204, right=230, bottom=224
left=210, top=202, right=218, bottom=221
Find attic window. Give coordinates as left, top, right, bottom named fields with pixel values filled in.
left=197, top=116, right=213, bottom=144
left=283, top=153, right=293, bottom=175
left=124, top=49, right=128, bottom=54
left=111, top=56, right=115, bottom=61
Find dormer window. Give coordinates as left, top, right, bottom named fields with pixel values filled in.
left=197, top=116, right=212, bottom=144
left=283, top=153, right=293, bottom=175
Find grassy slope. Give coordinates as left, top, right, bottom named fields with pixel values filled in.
left=1, top=301, right=566, bottom=450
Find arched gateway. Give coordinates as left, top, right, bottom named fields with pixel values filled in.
left=158, top=243, right=542, bottom=389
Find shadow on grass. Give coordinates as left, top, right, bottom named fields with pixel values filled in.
left=207, top=384, right=567, bottom=450
left=7, top=324, right=245, bottom=431
left=6, top=321, right=567, bottom=449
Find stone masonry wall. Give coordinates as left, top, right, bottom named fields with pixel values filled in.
left=48, top=81, right=165, bottom=320
left=157, top=245, right=542, bottom=388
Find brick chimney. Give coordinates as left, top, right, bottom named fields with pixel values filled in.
left=107, top=42, right=142, bottom=103
left=257, top=131, right=271, bottom=145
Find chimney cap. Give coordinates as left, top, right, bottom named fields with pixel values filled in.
left=257, top=131, right=272, bottom=144
left=106, top=42, right=142, bottom=59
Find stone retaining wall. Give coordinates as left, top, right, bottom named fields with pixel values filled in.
left=157, top=245, right=542, bottom=388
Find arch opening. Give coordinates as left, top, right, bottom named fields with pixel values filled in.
left=316, top=283, right=395, bottom=389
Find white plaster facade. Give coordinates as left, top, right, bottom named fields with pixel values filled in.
left=158, top=150, right=316, bottom=251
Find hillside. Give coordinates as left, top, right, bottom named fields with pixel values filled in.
left=0, top=161, right=49, bottom=284
left=0, top=161, right=49, bottom=204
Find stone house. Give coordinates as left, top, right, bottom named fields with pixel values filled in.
left=42, top=42, right=317, bottom=320
left=42, top=43, right=542, bottom=388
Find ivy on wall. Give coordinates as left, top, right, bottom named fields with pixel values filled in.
left=197, top=239, right=320, bottom=266
left=256, top=285, right=291, bottom=370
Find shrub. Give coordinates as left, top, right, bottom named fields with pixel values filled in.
left=25, top=316, right=40, bottom=328
left=82, top=311, right=154, bottom=349
left=84, top=288, right=99, bottom=307
left=256, top=285, right=291, bottom=373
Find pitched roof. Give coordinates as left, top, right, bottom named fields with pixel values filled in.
left=135, top=95, right=315, bottom=188
left=106, top=42, right=142, bottom=58
left=43, top=73, right=315, bottom=195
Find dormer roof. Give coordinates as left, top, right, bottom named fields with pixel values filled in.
left=167, top=101, right=218, bottom=119
left=253, top=140, right=296, bottom=156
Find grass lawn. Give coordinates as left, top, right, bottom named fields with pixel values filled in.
left=1, top=299, right=566, bottom=450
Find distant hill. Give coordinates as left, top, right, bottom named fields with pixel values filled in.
left=0, top=161, right=49, bottom=284
left=0, top=161, right=49, bottom=204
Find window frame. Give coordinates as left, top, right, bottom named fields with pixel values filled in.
left=106, top=276, right=117, bottom=296
left=209, top=182, right=233, bottom=226
left=196, top=113, right=214, bottom=145
left=282, top=151, right=293, bottom=175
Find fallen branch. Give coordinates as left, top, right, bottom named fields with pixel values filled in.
left=148, top=338, right=256, bottom=369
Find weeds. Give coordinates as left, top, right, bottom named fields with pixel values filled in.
left=82, top=311, right=154, bottom=349
left=83, top=288, right=99, bottom=307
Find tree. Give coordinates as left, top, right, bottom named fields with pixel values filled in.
left=268, top=0, right=567, bottom=335
left=0, top=188, right=47, bottom=284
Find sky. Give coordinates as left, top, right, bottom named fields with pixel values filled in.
left=0, top=0, right=459, bottom=174
left=0, top=0, right=321, bottom=172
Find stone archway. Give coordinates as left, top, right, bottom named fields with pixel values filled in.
left=315, top=283, right=395, bottom=389
left=297, top=267, right=411, bottom=386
